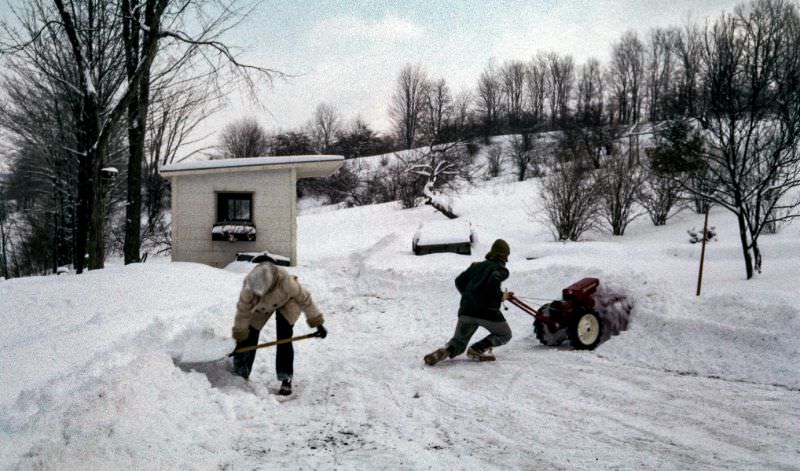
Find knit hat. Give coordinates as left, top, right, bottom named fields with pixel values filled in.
left=485, top=239, right=510, bottom=263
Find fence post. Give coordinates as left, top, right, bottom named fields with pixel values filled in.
left=696, top=204, right=710, bottom=296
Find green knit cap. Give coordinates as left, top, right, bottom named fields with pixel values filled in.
left=486, top=239, right=510, bottom=263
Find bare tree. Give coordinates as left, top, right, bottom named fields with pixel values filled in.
left=309, top=102, right=340, bottom=153
left=597, top=152, right=645, bottom=235
left=508, top=133, right=542, bottom=181
left=477, top=61, right=502, bottom=140
left=2, top=0, right=282, bottom=271
left=420, top=78, right=453, bottom=144
left=484, top=143, right=505, bottom=179
left=1, top=1, right=123, bottom=273
left=665, top=0, right=800, bottom=278
left=390, top=63, right=429, bottom=149
left=526, top=53, right=549, bottom=125
left=674, top=22, right=704, bottom=117
left=539, top=157, right=600, bottom=241
left=404, top=143, right=464, bottom=218
left=646, top=27, right=679, bottom=121
left=0, top=193, right=9, bottom=279
left=120, top=0, right=283, bottom=264
left=220, top=117, right=269, bottom=158
left=610, top=31, right=645, bottom=124
left=50, top=0, right=172, bottom=271
left=639, top=170, right=684, bottom=227
left=142, top=85, right=213, bottom=252
left=451, top=90, right=474, bottom=135
left=546, top=52, right=575, bottom=126
left=501, top=60, right=526, bottom=128
left=576, top=57, right=605, bottom=125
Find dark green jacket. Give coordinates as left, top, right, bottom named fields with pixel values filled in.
left=455, top=256, right=509, bottom=322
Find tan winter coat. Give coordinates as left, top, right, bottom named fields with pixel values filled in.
left=232, top=263, right=324, bottom=340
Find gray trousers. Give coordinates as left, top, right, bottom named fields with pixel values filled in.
left=446, top=315, right=512, bottom=357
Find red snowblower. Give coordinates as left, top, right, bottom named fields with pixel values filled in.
left=507, top=277, right=633, bottom=350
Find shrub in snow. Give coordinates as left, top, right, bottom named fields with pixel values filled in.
left=596, top=154, right=645, bottom=236
left=539, top=158, right=600, bottom=241
left=484, top=144, right=504, bottom=179
left=687, top=226, right=717, bottom=244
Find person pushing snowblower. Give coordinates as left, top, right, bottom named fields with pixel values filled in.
left=231, top=260, right=327, bottom=395
left=424, top=239, right=514, bottom=365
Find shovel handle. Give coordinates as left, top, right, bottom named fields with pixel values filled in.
left=230, top=331, right=320, bottom=355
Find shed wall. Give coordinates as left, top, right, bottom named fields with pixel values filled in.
left=170, top=169, right=296, bottom=267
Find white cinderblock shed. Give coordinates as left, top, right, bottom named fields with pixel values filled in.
left=160, top=155, right=343, bottom=267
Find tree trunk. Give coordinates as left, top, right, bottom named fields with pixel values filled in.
left=735, top=211, right=754, bottom=279
left=123, top=98, right=145, bottom=264
left=87, top=145, right=106, bottom=270
left=0, top=219, right=8, bottom=279
left=74, top=150, right=93, bottom=273
left=751, top=238, right=762, bottom=275
left=517, top=161, right=527, bottom=181
left=82, top=79, right=106, bottom=271
left=122, top=0, right=150, bottom=265
left=51, top=206, right=58, bottom=274
left=425, top=199, right=459, bottom=219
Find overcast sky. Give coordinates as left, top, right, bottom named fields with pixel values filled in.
left=219, top=0, right=743, bottom=136
left=0, top=0, right=746, bottom=160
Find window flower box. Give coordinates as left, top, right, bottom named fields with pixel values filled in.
left=212, top=222, right=256, bottom=242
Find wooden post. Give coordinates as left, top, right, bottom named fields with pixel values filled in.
left=696, top=204, right=710, bottom=296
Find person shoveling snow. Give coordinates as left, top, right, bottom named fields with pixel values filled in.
left=424, top=239, right=514, bottom=365
left=230, top=261, right=328, bottom=395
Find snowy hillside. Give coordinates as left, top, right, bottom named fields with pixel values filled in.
left=1, top=174, right=798, bottom=469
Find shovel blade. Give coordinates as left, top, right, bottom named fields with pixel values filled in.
left=168, top=328, right=237, bottom=363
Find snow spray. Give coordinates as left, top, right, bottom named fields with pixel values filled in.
left=595, top=284, right=634, bottom=343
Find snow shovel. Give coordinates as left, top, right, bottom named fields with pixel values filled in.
left=170, top=329, right=324, bottom=364
left=229, top=330, right=323, bottom=356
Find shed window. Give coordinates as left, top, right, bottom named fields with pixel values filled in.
left=217, top=192, right=252, bottom=222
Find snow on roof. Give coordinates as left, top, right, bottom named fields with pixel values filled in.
left=160, top=154, right=344, bottom=174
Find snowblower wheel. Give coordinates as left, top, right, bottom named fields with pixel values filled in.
left=568, top=310, right=603, bottom=350
left=533, top=303, right=568, bottom=346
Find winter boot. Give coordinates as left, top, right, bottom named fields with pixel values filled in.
left=232, top=354, right=252, bottom=380
left=424, top=347, right=449, bottom=366
left=278, top=379, right=292, bottom=396
left=467, top=347, right=496, bottom=362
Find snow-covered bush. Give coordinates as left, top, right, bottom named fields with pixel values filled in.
left=687, top=226, right=717, bottom=244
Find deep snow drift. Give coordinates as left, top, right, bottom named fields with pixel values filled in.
left=1, top=175, right=798, bottom=470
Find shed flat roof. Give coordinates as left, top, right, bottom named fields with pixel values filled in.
left=159, top=155, right=344, bottom=178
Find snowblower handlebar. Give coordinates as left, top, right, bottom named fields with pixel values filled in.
left=506, top=294, right=539, bottom=318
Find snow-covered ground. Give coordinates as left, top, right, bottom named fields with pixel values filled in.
left=1, top=174, right=798, bottom=470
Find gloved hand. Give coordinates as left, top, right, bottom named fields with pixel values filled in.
left=502, top=290, right=514, bottom=301
left=232, top=326, right=249, bottom=341
left=316, top=324, right=328, bottom=339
